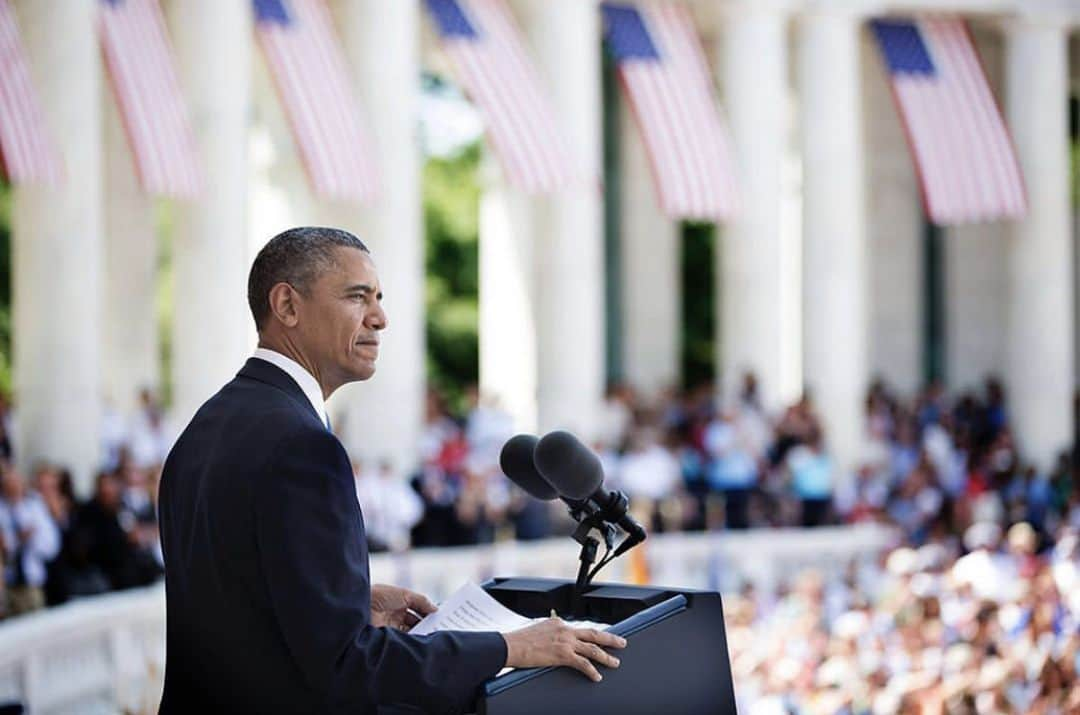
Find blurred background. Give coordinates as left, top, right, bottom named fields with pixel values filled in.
left=0, top=0, right=1079, bottom=712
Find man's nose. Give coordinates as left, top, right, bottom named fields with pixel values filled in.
left=369, top=303, right=388, bottom=330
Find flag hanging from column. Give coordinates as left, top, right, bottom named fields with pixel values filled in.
left=423, top=0, right=581, bottom=194
left=99, top=0, right=202, bottom=198
left=602, top=2, right=739, bottom=221
left=0, top=0, right=62, bottom=185
left=870, top=17, right=1027, bottom=225
left=254, top=0, right=379, bottom=201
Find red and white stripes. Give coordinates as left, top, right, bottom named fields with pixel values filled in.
left=435, top=0, right=580, bottom=194
left=100, top=0, right=202, bottom=198
left=256, top=0, right=379, bottom=202
left=0, top=0, right=62, bottom=186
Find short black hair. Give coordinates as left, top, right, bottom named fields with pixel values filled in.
left=247, top=226, right=369, bottom=331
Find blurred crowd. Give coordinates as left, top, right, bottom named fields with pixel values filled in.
left=727, top=523, right=1080, bottom=714
left=0, top=389, right=167, bottom=620
left=405, top=374, right=1079, bottom=551
left=3, top=373, right=1080, bottom=712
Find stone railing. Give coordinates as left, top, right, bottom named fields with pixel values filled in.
left=0, top=524, right=895, bottom=714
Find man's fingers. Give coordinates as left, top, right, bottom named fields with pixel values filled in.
left=576, top=628, right=627, bottom=649
left=569, top=655, right=603, bottom=682
left=406, top=591, right=437, bottom=615
left=573, top=639, right=621, bottom=669
left=402, top=610, right=422, bottom=627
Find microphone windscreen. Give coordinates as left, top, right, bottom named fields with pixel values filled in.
left=533, top=430, right=603, bottom=501
left=499, top=434, right=559, bottom=501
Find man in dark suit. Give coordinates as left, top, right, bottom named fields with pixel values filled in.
left=158, top=227, right=624, bottom=714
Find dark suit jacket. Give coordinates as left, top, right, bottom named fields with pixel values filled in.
left=158, top=358, right=506, bottom=714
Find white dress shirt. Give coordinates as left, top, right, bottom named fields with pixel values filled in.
left=252, top=348, right=329, bottom=428
left=0, top=493, right=61, bottom=588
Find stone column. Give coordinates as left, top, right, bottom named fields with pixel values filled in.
left=1004, top=17, right=1073, bottom=468
left=719, top=5, right=797, bottom=410
left=167, top=0, right=253, bottom=426
left=512, top=0, right=605, bottom=436
left=103, top=92, right=159, bottom=414
left=479, top=176, right=538, bottom=433
left=863, top=29, right=924, bottom=395
left=324, top=0, right=425, bottom=473
left=11, top=0, right=103, bottom=492
left=619, top=105, right=680, bottom=398
left=799, top=11, right=868, bottom=471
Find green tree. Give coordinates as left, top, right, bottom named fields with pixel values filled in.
left=423, top=142, right=482, bottom=411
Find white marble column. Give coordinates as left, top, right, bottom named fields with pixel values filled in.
left=12, top=0, right=103, bottom=492
left=863, top=31, right=923, bottom=395
left=945, top=26, right=1007, bottom=393
left=1004, top=17, right=1073, bottom=468
left=799, top=11, right=868, bottom=471
left=720, top=6, right=798, bottom=410
left=248, top=48, right=316, bottom=262
left=324, top=0, right=425, bottom=473
left=103, top=93, right=159, bottom=414
left=479, top=175, right=538, bottom=433
left=619, top=104, right=680, bottom=398
left=167, top=0, right=253, bottom=426
left=512, top=0, right=605, bottom=437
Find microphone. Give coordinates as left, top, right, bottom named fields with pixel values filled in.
left=498, top=434, right=559, bottom=501
left=533, top=430, right=647, bottom=557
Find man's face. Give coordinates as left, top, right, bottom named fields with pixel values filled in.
left=295, top=247, right=387, bottom=386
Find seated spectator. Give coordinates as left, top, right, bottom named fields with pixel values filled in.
left=0, top=462, right=61, bottom=616
left=70, top=472, right=158, bottom=592
left=32, top=463, right=80, bottom=606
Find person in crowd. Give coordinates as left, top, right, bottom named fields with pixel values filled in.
left=32, top=463, right=81, bottom=605
left=100, top=397, right=129, bottom=474
left=71, top=471, right=146, bottom=592
left=597, top=381, right=634, bottom=449
left=704, top=404, right=758, bottom=529
left=617, top=428, right=683, bottom=532
left=786, top=428, right=834, bottom=527
left=129, top=388, right=171, bottom=469
left=353, top=458, right=424, bottom=552
left=0, top=462, right=60, bottom=615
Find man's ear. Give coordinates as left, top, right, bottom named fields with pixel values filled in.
left=267, top=282, right=301, bottom=328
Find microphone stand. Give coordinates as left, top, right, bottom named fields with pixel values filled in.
left=567, top=502, right=616, bottom=617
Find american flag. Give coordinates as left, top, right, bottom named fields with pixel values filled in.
left=100, top=0, right=202, bottom=198
left=424, top=0, right=579, bottom=194
left=602, top=2, right=738, bottom=221
left=0, top=0, right=62, bottom=185
left=871, top=17, right=1026, bottom=225
left=254, top=0, right=378, bottom=201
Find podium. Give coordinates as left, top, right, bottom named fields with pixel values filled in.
left=474, top=578, right=737, bottom=715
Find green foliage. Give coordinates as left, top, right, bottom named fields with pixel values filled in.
left=424, top=142, right=482, bottom=411
left=682, top=221, right=715, bottom=390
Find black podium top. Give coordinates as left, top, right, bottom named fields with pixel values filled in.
left=476, top=578, right=737, bottom=715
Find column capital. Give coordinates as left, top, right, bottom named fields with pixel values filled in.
left=715, top=0, right=794, bottom=18
left=796, top=1, right=871, bottom=23
left=1000, top=5, right=1075, bottom=33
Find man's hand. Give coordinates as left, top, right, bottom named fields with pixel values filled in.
left=371, top=584, right=437, bottom=631
left=502, top=618, right=626, bottom=682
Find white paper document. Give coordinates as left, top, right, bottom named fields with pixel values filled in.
left=409, top=582, right=609, bottom=636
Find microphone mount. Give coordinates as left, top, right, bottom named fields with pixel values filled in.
left=564, top=491, right=641, bottom=615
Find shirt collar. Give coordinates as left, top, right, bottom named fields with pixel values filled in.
left=252, top=348, right=327, bottom=426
